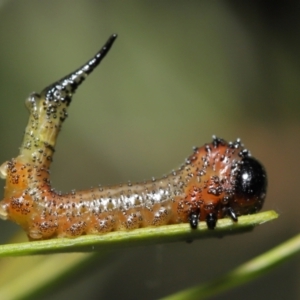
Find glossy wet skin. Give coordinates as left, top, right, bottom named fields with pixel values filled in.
left=0, top=35, right=267, bottom=240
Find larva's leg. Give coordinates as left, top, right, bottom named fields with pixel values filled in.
left=227, top=206, right=238, bottom=222
left=206, top=213, right=217, bottom=229
left=188, top=209, right=200, bottom=229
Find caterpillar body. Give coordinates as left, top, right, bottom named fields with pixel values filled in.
left=0, top=35, right=267, bottom=240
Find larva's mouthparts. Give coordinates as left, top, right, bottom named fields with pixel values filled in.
left=0, top=35, right=268, bottom=240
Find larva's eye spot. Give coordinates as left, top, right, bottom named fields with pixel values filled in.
left=235, top=156, right=267, bottom=204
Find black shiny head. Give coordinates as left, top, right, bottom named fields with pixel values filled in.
left=234, top=156, right=267, bottom=213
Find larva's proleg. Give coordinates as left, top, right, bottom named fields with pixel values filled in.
left=0, top=35, right=267, bottom=240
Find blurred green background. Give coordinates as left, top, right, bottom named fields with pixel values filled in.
left=0, top=1, right=299, bottom=299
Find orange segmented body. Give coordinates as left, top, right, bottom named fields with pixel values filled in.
left=0, top=35, right=267, bottom=240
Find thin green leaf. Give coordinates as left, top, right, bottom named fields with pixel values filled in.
left=161, top=229, right=300, bottom=300
left=0, top=211, right=278, bottom=257
left=0, top=210, right=278, bottom=300
left=0, top=253, right=98, bottom=300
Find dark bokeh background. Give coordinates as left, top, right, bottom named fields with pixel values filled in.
left=0, top=1, right=299, bottom=299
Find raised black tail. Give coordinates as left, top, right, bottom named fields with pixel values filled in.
left=41, top=34, right=117, bottom=106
